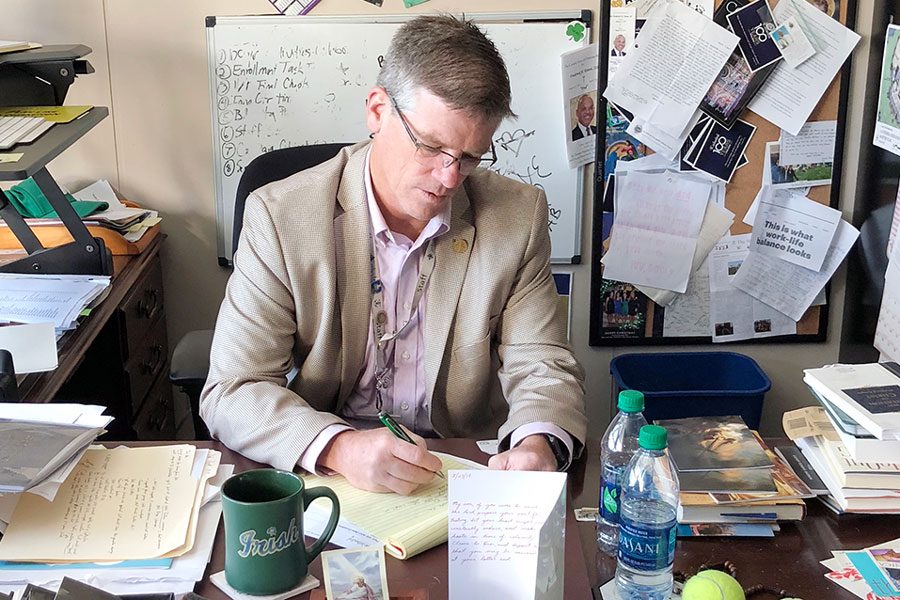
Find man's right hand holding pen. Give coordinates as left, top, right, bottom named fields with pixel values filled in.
left=317, top=427, right=444, bottom=496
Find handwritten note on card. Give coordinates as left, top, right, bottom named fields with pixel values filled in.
left=448, top=470, right=567, bottom=600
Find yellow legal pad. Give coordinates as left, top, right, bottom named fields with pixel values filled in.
left=0, top=106, right=92, bottom=123
left=303, top=452, right=485, bottom=560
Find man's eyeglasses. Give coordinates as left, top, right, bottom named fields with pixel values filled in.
left=389, top=95, right=497, bottom=176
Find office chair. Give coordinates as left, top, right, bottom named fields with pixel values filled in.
left=169, top=143, right=350, bottom=440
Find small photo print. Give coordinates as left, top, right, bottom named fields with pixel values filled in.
left=727, top=260, right=742, bottom=276
left=754, top=319, right=772, bottom=333
left=322, top=547, right=389, bottom=600
left=715, top=322, right=734, bottom=336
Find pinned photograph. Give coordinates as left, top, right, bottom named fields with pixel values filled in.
left=770, top=17, right=816, bottom=68
left=321, top=547, right=390, bottom=600
left=764, top=141, right=832, bottom=188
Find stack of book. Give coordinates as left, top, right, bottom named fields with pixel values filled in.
left=788, top=362, right=900, bottom=514
left=656, top=416, right=811, bottom=537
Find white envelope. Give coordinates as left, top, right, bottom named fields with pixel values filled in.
left=0, top=322, right=57, bottom=373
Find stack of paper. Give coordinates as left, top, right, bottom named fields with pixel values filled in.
left=0, top=403, right=113, bottom=536
left=0, top=445, right=231, bottom=597
left=0, top=273, right=110, bottom=336
left=820, top=538, right=900, bottom=599
left=304, top=453, right=484, bottom=560
left=72, top=180, right=159, bottom=242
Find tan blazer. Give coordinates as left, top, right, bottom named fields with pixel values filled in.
left=200, top=142, right=587, bottom=471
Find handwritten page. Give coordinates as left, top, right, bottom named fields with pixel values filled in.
left=0, top=446, right=198, bottom=562
left=638, top=200, right=733, bottom=306
left=732, top=219, right=859, bottom=321
left=303, top=453, right=484, bottom=560
left=750, top=191, right=841, bottom=271
left=602, top=171, right=710, bottom=293
left=603, top=0, right=738, bottom=139
left=748, top=0, right=860, bottom=135
left=780, top=120, right=837, bottom=166
left=161, top=448, right=221, bottom=558
left=448, top=470, right=566, bottom=600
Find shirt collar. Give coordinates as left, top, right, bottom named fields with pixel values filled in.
left=363, top=148, right=451, bottom=247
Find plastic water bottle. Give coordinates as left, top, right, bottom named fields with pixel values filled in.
left=597, top=390, right=647, bottom=555
left=615, top=425, right=680, bottom=600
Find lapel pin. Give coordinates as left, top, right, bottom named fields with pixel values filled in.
left=452, top=238, right=469, bottom=253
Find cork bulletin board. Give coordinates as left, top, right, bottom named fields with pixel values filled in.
left=589, top=0, right=858, bottom=346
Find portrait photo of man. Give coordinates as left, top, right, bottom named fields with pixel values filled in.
left=571, top=93, right=597, bottom=141
left=611, top=34, right=627, bottom=57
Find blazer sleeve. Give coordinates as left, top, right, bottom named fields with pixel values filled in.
left=200, top=192, right=347, bottom=470
left=494, top=189, right=587, bottom=456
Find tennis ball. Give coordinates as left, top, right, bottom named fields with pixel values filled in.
left=682, top=570, right=745, bottom=600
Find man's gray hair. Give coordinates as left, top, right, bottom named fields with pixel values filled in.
left=376, top=14, right=515, bottom=122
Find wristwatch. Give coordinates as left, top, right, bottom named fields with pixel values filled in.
left=541, top=434, right=569, bottom=471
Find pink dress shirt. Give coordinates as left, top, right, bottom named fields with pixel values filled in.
left=298, top=151, right=572, bottom=474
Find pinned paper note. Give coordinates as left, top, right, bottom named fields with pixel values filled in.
left=874, top=24, right=900, bottom=157
left=749, top=191, right=841, bottom=271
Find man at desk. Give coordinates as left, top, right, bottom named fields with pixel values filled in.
left=201, top=15, right=587, bottom=495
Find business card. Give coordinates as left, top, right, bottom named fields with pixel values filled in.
left=687, top=118, right=757, bottom=183
left=727, top=0, right=783, bottom=72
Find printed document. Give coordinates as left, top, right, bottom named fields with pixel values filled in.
left=603, top=0, right=738, bottom=139
left=749, top=191, right=841, bottom=271
left=875, top=254, right=900, bottom=363
left=561, top=44, right=599, bottom=168
left=732, top=219, right=859, bottom=321
left=748, top=0, right=860, bottom=135
left=708, top=234, right=796, bottom=343
left=448, top=470, right=567, bottom=600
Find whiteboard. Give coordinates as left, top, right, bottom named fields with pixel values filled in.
left=206, top=12, right=590, bottom=265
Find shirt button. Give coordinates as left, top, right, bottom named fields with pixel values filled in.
left=403, top=301, right=411, bottom=310
left=401, top=402, right=409, bottom=411
left=401, top=351, right=411, bottom=360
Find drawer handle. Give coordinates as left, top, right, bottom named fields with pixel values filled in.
left=138, top=289, right=160, bottom=320
left=140, top=344, right=164, bottom=376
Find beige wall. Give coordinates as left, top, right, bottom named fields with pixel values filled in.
left=2, top=0, right=877, bottom=438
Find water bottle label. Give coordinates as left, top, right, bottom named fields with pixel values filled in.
left=617, top=517, right=677, bottom=571
left=599, top=479, right=621, bottom=522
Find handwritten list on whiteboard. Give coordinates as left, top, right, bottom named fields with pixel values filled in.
left=207, top=15, right=587, bottom=264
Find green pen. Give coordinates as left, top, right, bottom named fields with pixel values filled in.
left=378, top=410, right=445, bottom=479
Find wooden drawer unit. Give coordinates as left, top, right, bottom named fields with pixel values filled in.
left=124, top=314, right=168, bottom=414
left=132, top=370, right=175, bottom=440
left=119, top=258, right=165, bottom=360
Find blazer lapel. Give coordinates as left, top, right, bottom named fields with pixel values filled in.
left=424, top=185, right=474, bottom=402
left=334, top=149, right=371, bottom=406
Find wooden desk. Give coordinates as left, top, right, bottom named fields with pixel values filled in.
left=194, top=439, right=593, bottom=600
left=570, top=438, right=900, bottom=598
left=18, top=233, right=174, bottom=440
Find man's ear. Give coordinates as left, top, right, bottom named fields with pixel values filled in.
left=365, top=87, right=390, bottom=136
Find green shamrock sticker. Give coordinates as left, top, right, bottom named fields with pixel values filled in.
left=566, top=21, right=586, bottom=42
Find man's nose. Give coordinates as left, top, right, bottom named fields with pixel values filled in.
left=435, top=161, right=463, bottom=189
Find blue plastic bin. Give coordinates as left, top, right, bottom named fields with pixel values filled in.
left=609, top=352, right=771, bottom=430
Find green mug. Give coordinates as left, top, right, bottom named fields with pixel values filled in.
left=221, top=468, right=340, bottom=595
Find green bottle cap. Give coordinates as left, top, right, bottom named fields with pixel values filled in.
left=639, top=425, right=667, bottom=450
left=617, top=389, right=645, bottom=413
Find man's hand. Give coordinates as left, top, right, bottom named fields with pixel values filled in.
left=317, top=428, right=443, bottom=495
left=488, top=434, right=558, bottom=472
